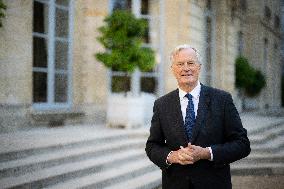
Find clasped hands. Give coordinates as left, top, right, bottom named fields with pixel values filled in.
left=167, top=143, right=210, bottom=165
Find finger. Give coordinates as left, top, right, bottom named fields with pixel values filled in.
left=180, top=152, right=193, bottom=161
left=179, top=159, right=194, bottom=165
left=180, top=146, right=193, bottom=155
left=187, top=144, right=195, bottom=150
left=178, top=150, right=191, bottom=159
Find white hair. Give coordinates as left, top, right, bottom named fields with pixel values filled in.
left=170, top=44, right=202, bottom=64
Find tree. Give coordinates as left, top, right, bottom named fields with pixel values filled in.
left=0, top=0, right=6, bottom=28
left=95, top=10, right=155, bottom=95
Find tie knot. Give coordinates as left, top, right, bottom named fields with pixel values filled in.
left=185, top=93, right=193, bottom=100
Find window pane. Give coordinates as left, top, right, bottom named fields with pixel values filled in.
left=33, top=1, right=49, bottom=34
left=55, top=41, right=68, bottom=70
left=112, top=0, right=131, bottom=10
left=141, top=77, right=156, bottom=93
left=56, top=0, right=69, bottom=6
left=33, top=72, right=47, bottom=102
left=111, top=76, right=131, bottom=93
left=142, top=18, right=150, bottom=43
left=141, top=67, right=156, bottom=73
left=274, top=15, right=280, bottom=28
left=205, top=17, right=212, bottom=85
left=33, top=37, right=48, bottom=68
left=55, top=74, right=68, bottom=102
left=55, top=8, right=69, bottom=38
left=141, top=0, right=149, bottom=15
left=264, top=6, right=271, bottom=19
left=206, top=0, right=211, bottom=10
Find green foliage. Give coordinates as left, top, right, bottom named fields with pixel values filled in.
left=0, top=0, right=7, bottom=27
left=235, top=56, right=266, bottom=97
left=235, top=57, right=254, bottom=88
left=95, top=10, right=155, bottom=73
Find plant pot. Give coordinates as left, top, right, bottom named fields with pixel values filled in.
left=107, top=93, right=156, bottom=129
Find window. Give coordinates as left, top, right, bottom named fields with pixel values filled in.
left=238, top=31, right=244, bottom=55
left=33, top=0, right=73, bottom=109
left=274, top=42, right=278, bottom=50
left=274, top=15, right=280, bottom=29
left=112, top=0, right=131, bottom=11
left=240, top=0, right=247, bottom=11
left=206, top=0, right=211, bottom=10
left=263, top=38, right=268, bottom=69
left=205, top=16, right=212, bottom=86
left=264, top=6, right=271, bottom=20
left=109, top=0, right=158, bottom=95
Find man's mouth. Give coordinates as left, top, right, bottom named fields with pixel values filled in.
left=181, top=74, right=193, bottom=76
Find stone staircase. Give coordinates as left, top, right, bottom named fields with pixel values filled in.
left=0, top=127, right=161, bottom=189
left=231, top=122, right=284, bottom=175
left=1, top=118, right=283, bottom=188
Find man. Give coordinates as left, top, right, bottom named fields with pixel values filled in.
left=145, top=44, right=250, bottom=189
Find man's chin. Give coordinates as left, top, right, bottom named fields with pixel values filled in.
left=181, top=80, right=197, bottom=86
left=183, top=79, right=196, bottom=83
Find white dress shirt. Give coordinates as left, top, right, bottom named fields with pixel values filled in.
left=178, top=82, right=201, bottom=122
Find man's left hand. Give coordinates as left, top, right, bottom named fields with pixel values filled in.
left=179, top=144, right=211, bottom=164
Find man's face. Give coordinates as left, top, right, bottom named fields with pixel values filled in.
left=171, top=48, right=201, bottom=90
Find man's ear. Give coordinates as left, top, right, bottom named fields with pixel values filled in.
left=198, top=64, right=202, bottom=70
left=170, top=65, right=175, bottom=75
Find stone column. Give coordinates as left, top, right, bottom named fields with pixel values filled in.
left=0, top=0, right=33, bottom=132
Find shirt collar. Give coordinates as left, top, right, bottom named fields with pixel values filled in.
left=178, top=81, right=201, bottom=100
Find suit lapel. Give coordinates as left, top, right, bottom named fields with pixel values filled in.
left=192, top=84, right=210, bottom=143
left=170, top=89, right=188, bottom=145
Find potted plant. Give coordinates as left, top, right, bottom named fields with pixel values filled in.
left=95, top=10, right=155, bottom=128
left=235, top=56, right=266, bottom=110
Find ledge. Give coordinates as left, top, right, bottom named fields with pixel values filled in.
left=31, top=109, right=85, bottom=126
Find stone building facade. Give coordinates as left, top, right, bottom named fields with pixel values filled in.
left=242, top=0, right=282, bottom=109
left=0, top=0, right=282, bottom=132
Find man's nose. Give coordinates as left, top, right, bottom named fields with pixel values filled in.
left=183, top=65, right=191, bottom=70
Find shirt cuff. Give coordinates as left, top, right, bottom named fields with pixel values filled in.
left=208, top=147, right=213, bottom=161
left=166, top=151, right=173, bottom=165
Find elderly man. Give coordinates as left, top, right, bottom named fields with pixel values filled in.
left=145, top=44, right=250, bottom=189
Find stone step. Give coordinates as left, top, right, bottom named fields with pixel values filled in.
left=250, top=135, right=284, bottom=153
left=103, top=169, right=161, bottom=189
left=0, top=129, right=148, bottom=162
left=231, top=162, right=284, bottom=176
left=0, top=138, right=146, bottom=178
left=249, top=125, right=284, bottom=145
left=248, top=121, right=284, bottom=135
left=239, top=153, right=284, bottom=164
left=0, top=149, right=145, bottom=189
left=45, top=158, right=157, bottom=189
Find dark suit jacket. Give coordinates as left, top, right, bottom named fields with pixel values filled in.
left=145, top=85, right=250, bottom=189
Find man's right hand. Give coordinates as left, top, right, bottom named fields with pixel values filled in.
left=167, top=144, right=211, bottom=165
left=167, top=147, right=194, bottom=165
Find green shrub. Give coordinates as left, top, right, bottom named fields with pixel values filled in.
left=0, top=0, right=6, bottom=27
left=235, top=56, right=266, bottom=97
left=95, top=10, right=155, bottom=94
left=95, top=10, right=155, bottom=73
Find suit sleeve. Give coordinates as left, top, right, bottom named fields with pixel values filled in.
left=211, top=93, right=251, bottom=165
left=145, top=100, right=172, bottom=170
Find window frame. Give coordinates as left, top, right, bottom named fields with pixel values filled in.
left=32, top=0, right=74, bottom=110
left=108, top=0, right=159, bottom=95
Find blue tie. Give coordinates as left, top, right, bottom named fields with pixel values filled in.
left=184, top=93, right=195, bottom=142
